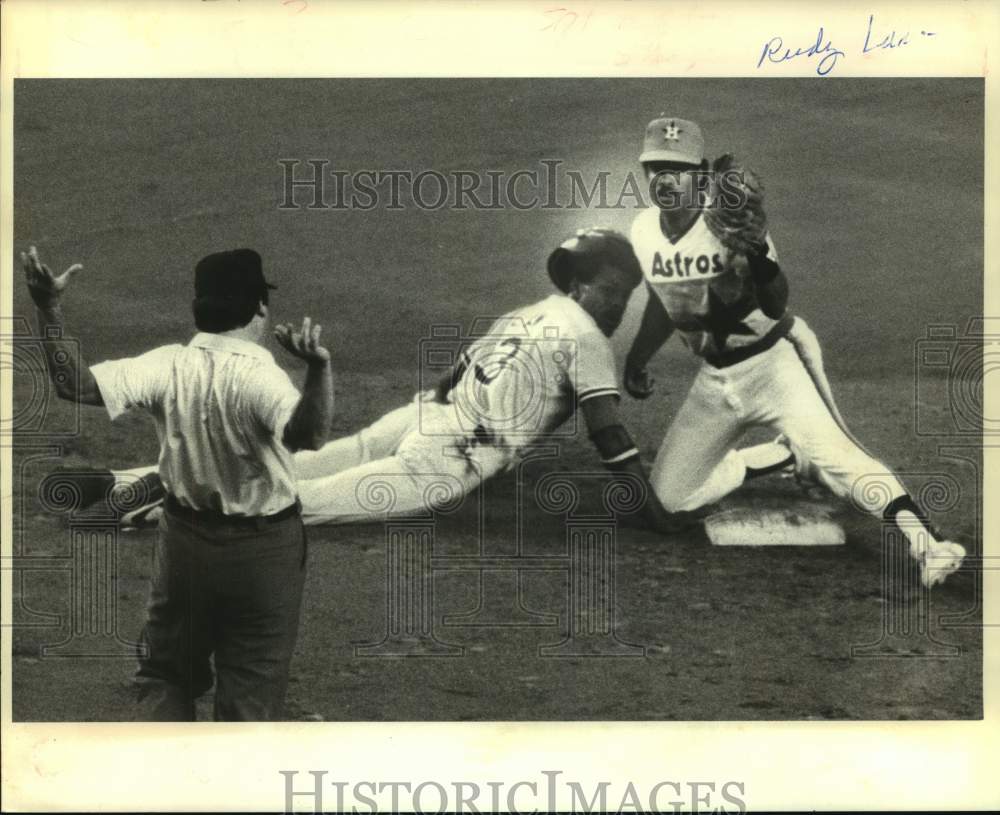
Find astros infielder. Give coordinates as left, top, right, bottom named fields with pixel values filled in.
left=624, top=115, right=966, bottom=587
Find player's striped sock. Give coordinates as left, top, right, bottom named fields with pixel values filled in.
left=884, top=494, right=966, bottom=587
left=883, top=494, right=942, bottom=543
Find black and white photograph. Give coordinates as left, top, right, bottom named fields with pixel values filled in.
left=1, top=1, right=997, bottom=812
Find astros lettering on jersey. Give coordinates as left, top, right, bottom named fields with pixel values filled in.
left=631, top=206, right=780, bottom=358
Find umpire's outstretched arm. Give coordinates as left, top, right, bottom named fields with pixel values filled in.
left=21, top=246, right=104, bottom=405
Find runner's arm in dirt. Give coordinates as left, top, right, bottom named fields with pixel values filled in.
left=580, top=393, right=693, bottom=534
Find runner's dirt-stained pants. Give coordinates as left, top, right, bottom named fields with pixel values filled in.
left=293, top=399, right=507, bottom=524
left=118, top=400, right=507, bottom=526
left=650, top=317, right=906, bottom=514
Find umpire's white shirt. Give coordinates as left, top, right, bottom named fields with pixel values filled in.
left=92, top=333, right=301, bottom=516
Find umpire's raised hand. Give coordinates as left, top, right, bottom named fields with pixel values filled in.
left=19, top=245, right=103, bottom=405
left=276, top=316, right=334, bottom=452
left=22, top=245, right=83, bottom=307
left=274, top=316, right=331, bottom=364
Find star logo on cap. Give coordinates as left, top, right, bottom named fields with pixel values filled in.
left=663, top=120, right=681, bottom=141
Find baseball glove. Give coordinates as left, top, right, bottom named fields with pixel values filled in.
left=703, top=153, right=767, bottom=255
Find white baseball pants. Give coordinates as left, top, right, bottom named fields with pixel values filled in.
left=650, top=318, right=906, bottom=514
left=294, top=399, right=506, bottom=525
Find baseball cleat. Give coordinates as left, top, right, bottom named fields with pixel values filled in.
left=914, top=539, right=966, bottom=588
left=46, top=468, right=165, bottom=529
left=743, top=435, right=795, bottom=479
left=120, top=499, right=165, bottom=530
left=764, top=434, right=832, bottom=498
left=114, top=472, right=166, bottom=529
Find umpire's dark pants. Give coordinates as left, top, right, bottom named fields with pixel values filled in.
left=135, top=500, right=307, bottom=721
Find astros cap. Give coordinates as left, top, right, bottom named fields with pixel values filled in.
left=639, top=116, right=704, bottom=166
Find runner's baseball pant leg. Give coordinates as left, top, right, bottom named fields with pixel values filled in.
left=292, top=402, right=418, bottom=480
left=296, top=402, right=503, bottom=524
left=296, top=454, right=439, bottom=524
left=114, top=403, right=420, bottom=491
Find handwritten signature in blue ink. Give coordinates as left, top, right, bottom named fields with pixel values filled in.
left=758, top=16, right=936, bottom=76
left=757, top=27, right=845, bottom=76
left=862, top=14, right=935, bottom=52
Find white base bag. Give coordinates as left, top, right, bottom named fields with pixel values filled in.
left=705, top=503, right=845, bottom=547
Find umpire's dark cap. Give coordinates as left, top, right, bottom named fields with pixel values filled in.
left=194, top=249, right=277, bottom=302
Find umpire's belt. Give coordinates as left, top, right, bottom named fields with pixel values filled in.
left=165, top=493, right=301, bottom=528
left=703, top=313, right=794, bottom=369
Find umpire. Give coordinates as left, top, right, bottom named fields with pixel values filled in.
left=22, top=245, right=334, bottom=721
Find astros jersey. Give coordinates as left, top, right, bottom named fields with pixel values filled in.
left=447, top=293, right=619, bottom=461
left=631, top=206, right=782, bottom=358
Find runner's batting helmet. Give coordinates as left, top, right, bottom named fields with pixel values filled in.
left=547, top=227, right=643, bottom=293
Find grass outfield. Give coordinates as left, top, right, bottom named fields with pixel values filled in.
left=10, top=78, right=983, bottom=721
